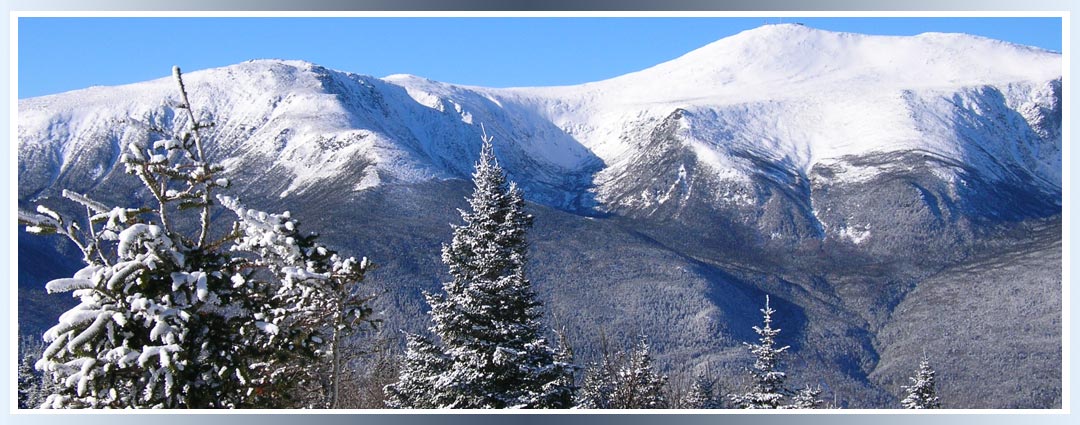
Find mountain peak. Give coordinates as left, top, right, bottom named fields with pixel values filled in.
left=576, top=23, right=1060, bottom=109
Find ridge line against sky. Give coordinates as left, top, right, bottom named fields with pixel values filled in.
left=17, top=16, right=1062, bottom=99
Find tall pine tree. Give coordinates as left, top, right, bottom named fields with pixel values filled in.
left=731, top=295, right=790, bottom=409
left=387, top=131, right=574, bottom=409
left=901, top=357, right=941, bottom=409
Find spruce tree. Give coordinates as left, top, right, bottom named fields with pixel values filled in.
left=18, top=336, right=51, bottom=409
left=576, top=359, right=616, bottom=409
left=788, top=385, right=824, bottom=409
left=681, top=373, right=720, bottom=409
left=901, top=357, right=941, bottom=409
left=731, top=295, right=790, bottom=409
left=22, top=67, right=374, bottom=408
left=575, top=334, right=668, bottom=409
left=388, top=132, right=574, bottom=408
left=384, top=333, right=450, bottom=409
left=613, top=335, right=668, bottom=409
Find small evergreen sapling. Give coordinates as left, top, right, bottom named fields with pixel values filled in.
left=575, top=334, right=668, bottom=409
left=901, top=357, right=941, bottom=409
left=730, top=295, right=791, bottom=409
left=575, top=358, right=616, bottom=409
left=788, top=385, right=824, bottom=409
left=681, top=373, right=721, bottom=409
left=383, top=333, right=450, bottom=409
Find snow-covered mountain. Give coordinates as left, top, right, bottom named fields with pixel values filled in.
left=20, top=24, right=1061, bottom=246
left=17, top=24, right=1062, bottom=408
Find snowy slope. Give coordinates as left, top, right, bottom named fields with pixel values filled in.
left=380, top=25, right=1061, bottom=239
left=20, top=24, right=1061, bottom=217
left=494, top=24, right=1060, bottom=167
left=19, top=60, right=599, bottom=208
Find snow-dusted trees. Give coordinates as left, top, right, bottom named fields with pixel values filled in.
left=901, top=357, right=941, bottom=409
left=17, top=336, right=53, bottom=409
left=728, top=295, right=824, bottom=410
left=576, top=334, right=668, bottom=409
left=576, top=359, right=615, bottom=409
left=385, top=133, right=574, bottom=409
left=730, top=295, right=792, bottom=409
left=384, top=333, right=449, bottom=408
left=789, top=385, right=824, bottom=409
left=20, top=67, right=374, bottom=408
left=613, top=335, right=668, bottom=409
left=681, top=373, right=721, bottom=409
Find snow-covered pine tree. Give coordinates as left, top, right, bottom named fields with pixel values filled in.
left=575, top=334, right=668, bottom=409
left=575, top=359, right=616, bottom=409
left=21, top=67, right=374, bottom=409
left=787, top=385, right=824, bottom=409
left=219, top=196, right=376, bottom=408
left=390, top=131, right=574, bottom=409
left=17, top=346, right=39, bottom=409
left=383, top=333, right=450, bottom=409
left=901, top=357, right=941, bottom=409
left=681, top=373, right=720, bottom=409
left=730, top=295, right=791, bottom=409
left=550, top=325, right=579, bottom=401
left=18, top=336, right=51, bottom=409
left=613, top=335, right=668, bottom=409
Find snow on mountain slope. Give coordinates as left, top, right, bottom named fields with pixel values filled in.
left=19, top=24, right=1061, bottom=221
left=477, top=24, right=1061, bottom=185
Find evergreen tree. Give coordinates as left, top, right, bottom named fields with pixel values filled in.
left=388, top=131, right=574, bottom=408
left=384, top=333, right=450, bottom=409
left=612, top=335, right=668, bottom=409
left=730, top=295, right=790, bottom=409
left=548, top=326, right=579, bottom=404
left=575, top=334, right=668, bottom=409
left=18, top=336, right=51, bottom=409
left=18, top=349, right=39, bottom=409
left=788, top=385, right=824, bottom=409
left=21, top=67, right=374, bottom=408
left=681, top=373, right=720, bottom=409
left=575, top=359, right=616, bottom=409
left=901, top=357, right=941, bottom=409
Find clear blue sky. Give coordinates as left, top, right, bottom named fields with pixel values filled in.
left=17, top=17, right=1062, bottom=98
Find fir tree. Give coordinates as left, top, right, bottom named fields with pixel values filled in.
left=613, top=335, right=668, bottom=409
left=731, top=295, right=790, bottom=409
left=681, top=373, right=721, bottom=409
left=576, top=359, right=616, bottom=409
left=18, top=336, right=51, bottom=409
left=388, top=131, right=574, bottom=409
left=901, top=357, right=941, bottom=409
left=22, top=67, right=374, bottom=409
left=384, top=333, right=450, bottom=409
left=575, top=334, right=668, bottom=409
left=787, top=385, right=824, bottom=409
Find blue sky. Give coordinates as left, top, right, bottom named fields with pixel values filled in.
left=17, top=17, right=1062, bottom=98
